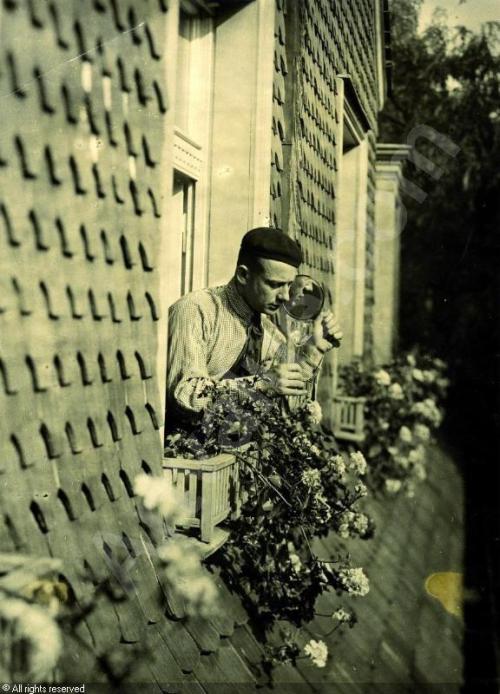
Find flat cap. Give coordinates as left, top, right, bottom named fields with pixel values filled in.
left=239, top=227, right=303, bottom=268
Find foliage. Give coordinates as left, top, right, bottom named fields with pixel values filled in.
left=381, top=1, right=500, bottom=449
left=165, top=382, right=373, bottom=647
left=338, top=352, right=449, bottom=496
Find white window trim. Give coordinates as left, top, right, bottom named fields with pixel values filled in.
left=249, top=0, right=276, bottom=228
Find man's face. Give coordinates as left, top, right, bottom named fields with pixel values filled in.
left=237, top=257, right=298, bottom=315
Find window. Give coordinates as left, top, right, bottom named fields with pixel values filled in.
left=172, top=170, right=196, bottom=296
left=170, top=1, right=214, bottom=299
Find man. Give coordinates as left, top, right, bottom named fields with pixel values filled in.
left=166, top=227, right=342, bottom=424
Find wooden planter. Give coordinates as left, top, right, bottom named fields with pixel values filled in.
left=333, top=395, right=366, bottom=442
left=163, top=453, right=241, bottom=546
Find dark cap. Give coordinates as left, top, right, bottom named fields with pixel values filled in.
left=239, top=227, right=303, bottom=268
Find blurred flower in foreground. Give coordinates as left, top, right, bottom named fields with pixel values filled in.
left=304, top=639, right=328, bottom=667
left=0, top=595, right=62, bottom=680
left=134, top=473, right=184, bottom=525
left=158, top=536, right=218, bottom=618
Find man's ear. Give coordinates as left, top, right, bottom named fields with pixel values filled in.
left=235, top=264, right=250, bottom=286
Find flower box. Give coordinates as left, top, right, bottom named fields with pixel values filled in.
left=163, top=453, right=241, bottom=544
left=332, top=396, right=366, bottom=442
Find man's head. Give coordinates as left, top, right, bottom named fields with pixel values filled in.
left=234, top=227, right=303, bottom=315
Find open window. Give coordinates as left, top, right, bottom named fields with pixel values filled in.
left=170, top=0, right=215, bottom=299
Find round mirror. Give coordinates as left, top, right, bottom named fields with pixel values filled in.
left=282, top=274, right=325, bottom=321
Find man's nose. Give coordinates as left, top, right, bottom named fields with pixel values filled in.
left=277, top=285, right=290, bottom=302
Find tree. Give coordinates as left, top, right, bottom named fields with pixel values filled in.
left=381, top=1, right=500, bottom=440
left=380, top=2, right=500, bottom=684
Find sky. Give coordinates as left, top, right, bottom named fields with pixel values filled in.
left=418, top=0, right=499, bottom=33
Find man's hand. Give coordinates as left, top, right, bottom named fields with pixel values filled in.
left=261, top=363, right=308, bottom=396
left=313, top=310, right=343, bottom=353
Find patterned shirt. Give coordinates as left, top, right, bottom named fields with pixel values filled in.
left=166, top=278, right=323, bottom=419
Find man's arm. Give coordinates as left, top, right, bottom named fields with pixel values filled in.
left=167, top=299, right=310, bottom=420
left=167, top=298, right=215, bottom=417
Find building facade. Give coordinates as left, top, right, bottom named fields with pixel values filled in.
left=0, top=0, right=406, bottom=686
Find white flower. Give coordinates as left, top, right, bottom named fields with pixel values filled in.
left=329, top=454, right=346, bottom=478
left=413, top=423, right=430, bottom=442
left=412, top=368, right=424, bottom=382
left=374, top=369, right=391, bottom=386
left=338, top=511, right=369, bottom=537
left=348, top=451, right=368, bottom=476
left=332, top=607, right=353, bottom=623
left=385, top=479, right=402, bottom=494
left=336, top=567, right=370, bottom=596
left=389, top=383, right=404, bottom=400
left=338, top=523, right=350, bottom=539
left=0, top=596, right=62, bottom=679
left=306, top=400, right=323, bottom=425
left=379, top=420, right=390, bottom=430
left=159, top=537, right=218, bottom=618
left=354, top=483, right=368, bottom=498
left=304, top=639, right=328, bottom=668
left=302, top=468, right=322, bottom=488
left=158, top=539, right=201, bottom=574
left=406, top=354, right=417, bottom=367
left=352, top=513, right=369, bottom=534
left=179, top=574, right=218, bottom=618
left=134, top=473, right=184, bottom=523
left=310, top=444, right=321, bottom=457
left=388, top=446, right=400, bottom=458
left=399, top=426, right=412, bottom=443
left=411, top=398, right=442, bottom=426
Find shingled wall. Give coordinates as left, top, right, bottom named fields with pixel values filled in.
left=272, top=0, right=382, bottom=367
left=0, top=0, right=186, bottom=685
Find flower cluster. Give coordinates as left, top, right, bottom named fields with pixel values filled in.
left=165, top=385, right=373, bottom=642
left=334, top=567, right=370, bottom=597
left=0, top=595, right=62, bottom=681
left=134, top=473, right=185, bottom=526
left=332, top=607, right=356, bottom=626
left=304, top=639, right=328, bottom=668
left=338, top=352, right=449, bottom=495
left=158, top=537, right=218, bottom=618
left=337, top=510, right=373, bottom=539
left=133, top=473, right=218, bottom=619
